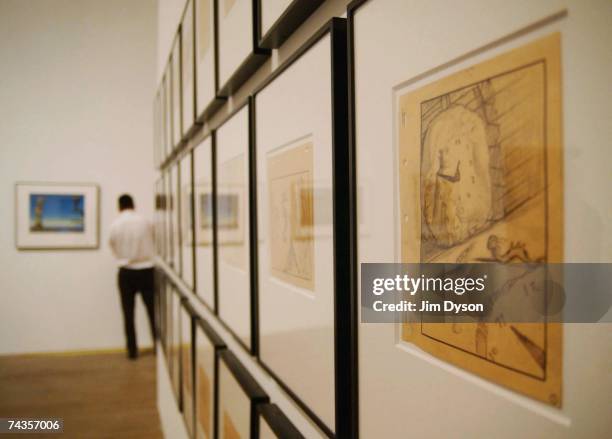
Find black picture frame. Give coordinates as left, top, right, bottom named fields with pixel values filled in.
left=218, top=350, right=269, bottom=439
left=170, top=286, right=185, bottom=409
left=256, top=0, right=324, bottom=49
left=181, top=298, right=199, bottom=437
left=194, top=316, right=226, bottom=439
left=257, top=403, right=304, bottom=439
left=180, top=0, right=204, bottom=141
left=178, top=148, right=197, bottom=290
left=216, top=0, right=271, bottom=97
left=170, top=29, right=185, bottom=152
left=191, top=130, right=219, bottom=315
left=194, top=0, right=227, bottom=124
left=250, top=17, right=355, bottom=439
left=213, top=99, right=258, bottom=355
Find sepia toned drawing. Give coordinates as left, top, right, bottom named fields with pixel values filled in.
left=399, top=34, right=563, bottom=406
left=197, top=364, right=212, bottom=438
left=198, top=0, right=211, bottom=61
left=268, top=139, right=315, bottom=290
left=218, top=154, right=247, bottom=270
left=222, top=411, right=241, bottom=439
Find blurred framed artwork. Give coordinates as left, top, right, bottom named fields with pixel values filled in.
left=15, top=182, right=99, bottom=250
left=194, top=0, right=226, bottom=122
left=181, top=299, right=196, bottom=437
left=194, top=317, right=225, bottom=439
left=253, top=18, right=350, bottom=437
left=215, top=103, right=253, bottom=352
left=193, top=134, right=216, bottom=310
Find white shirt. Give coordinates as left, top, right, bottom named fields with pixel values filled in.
left=109, top=210, right=155, bottom=269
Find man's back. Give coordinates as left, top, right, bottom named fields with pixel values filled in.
left=109, top=210, right=155, bottom=269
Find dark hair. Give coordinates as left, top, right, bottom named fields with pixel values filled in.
left=118, top=194, right=134, bottom=211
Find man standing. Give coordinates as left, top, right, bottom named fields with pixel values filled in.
left=109, top=194, right=156, bottom=359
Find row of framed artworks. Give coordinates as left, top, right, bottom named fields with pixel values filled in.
left=152, top=0, right=325, bottom=168
left=154, top=18, right=352, bottom=438
left=155, top=0, right=568, bottom=437
left=157, top=272, right=304, bottom=439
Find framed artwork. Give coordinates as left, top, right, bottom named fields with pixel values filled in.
left=181, top=299, right=196, bottom=437
left=193, top=134, right=216, bottom=310
left=253, top=18, right=350, bottom=437
left=154, top=89, right=162, bottom=168
left=218, top=350, right=268, bottom=439
left=195, top=0, right=226, bottom=122
left=164, top=67, right=173, bottom=160
left=170, top=286, right=183, bottom=407
left=15, top=183, right=99, bottom=250
left=171, top=163, right=182, bottom=275
left=165, top=171, right=174, bottom=266
left=216, top=0, right=270, bottom=96
left=171, top=32, right=183, bottom=149
left=399, top=33, right=562, bottom=407
left=181, top=0, right=199, bottom=138
left=180, top=151, right=196, bottom=289
left=257, top=404, right=304, bottom=439
left=194, top=317, right=226, bottom=439
left=216, top=103, right=253, bottom=352
left=257, top=0, right=324, bottom=49
left=348, top=0, right=579, bottom=437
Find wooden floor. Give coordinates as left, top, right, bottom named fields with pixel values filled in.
left=0, top=351, right=163, bottom=438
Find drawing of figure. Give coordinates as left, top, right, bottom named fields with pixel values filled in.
left=421, top=80, right=504, bottom=251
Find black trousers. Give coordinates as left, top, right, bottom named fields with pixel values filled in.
left=118, top=267, right=156, bottom=356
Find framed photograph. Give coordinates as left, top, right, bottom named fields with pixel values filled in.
left=181, top=0, right=199, bottom=138
left=347, top=0, right=578, bottom=437
left=216, top=103, right=253, bottom=352
left=216, top=0, right=270, bottom=96
left=194, top=317, right=226, bottom=439
left=180, top=150, right=195, bottom=289
left=195, top=0, right=226, bottom=122
left=257, top=404, right=304, bottom=439
left=193, top=133, right=216, bottom=310
left=171, top=163, right=182, bottom=274
left=171, top=32, right=183, bottom=149
left=218, top=350, right=268, bottom=439
left=15, top=182, right=99, bottom=250
left=253, top=18, right=350, bottom=437
left=257, top=0, right=324, bottom=49
left=181, top=299, right=196, bottom=437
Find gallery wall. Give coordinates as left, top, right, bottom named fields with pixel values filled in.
left=0, top=0, right=157, bottom=355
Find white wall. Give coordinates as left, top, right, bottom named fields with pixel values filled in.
left=0, top=0, right=158, bottom=355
